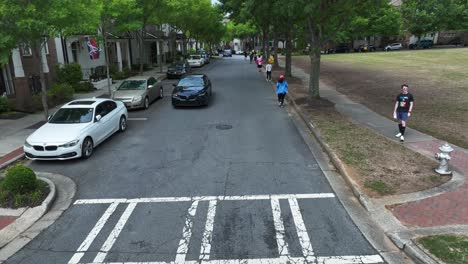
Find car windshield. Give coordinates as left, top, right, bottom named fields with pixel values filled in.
left=178, top=77, right=204, bottom=87
left=190, top=56, right=201, bottom=60
left=118, top=80, right=146, bottom=90
left=49, top=108, right=94, bottom=124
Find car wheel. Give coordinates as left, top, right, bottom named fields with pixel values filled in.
left=82, top=137, right=94, bottom=159
left=159, top=87, right=164, bottom=98
left=119, top=116, right=127, bottom=132
left=144, top=97, right=149, bottom=109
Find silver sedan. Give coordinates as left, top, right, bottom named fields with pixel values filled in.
left=112, top=76, right=164, bottom=109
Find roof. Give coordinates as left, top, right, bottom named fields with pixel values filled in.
left=63, top=98, right=108, bottom=108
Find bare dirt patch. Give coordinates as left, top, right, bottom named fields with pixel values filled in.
left=272, top=67, right=449, bottom=197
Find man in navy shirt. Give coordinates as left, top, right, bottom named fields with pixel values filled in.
left=393, top=84, right=414, bottom=142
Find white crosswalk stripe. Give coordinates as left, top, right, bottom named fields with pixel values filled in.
left=69, top=193, right=384, bottom=264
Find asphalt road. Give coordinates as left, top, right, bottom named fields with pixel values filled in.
left=7, top=56, right=384, bottom=264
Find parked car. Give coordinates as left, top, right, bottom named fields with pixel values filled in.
left=112, top=76, right=163, bottom=109
left=236, top=50, right=244, bottom=55
left=24, top=98, right=128, bottom=160
left=327, top=44, right=350, bottom=53
left=188, top=55, right=204, bottom=67
left=200, top=53, right=210, bottom=64
left=223, top=50, right=232, bottom=57
left=356, top=44, right=377, bottom=52
left=166, top=61, right=191, bottom=79
left=409, top=39, right=433, bottom=49
left=385, top=43, right=403, bottom=51
left=172, top=74, right=212, bottom=107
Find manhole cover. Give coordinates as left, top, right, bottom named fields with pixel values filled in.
left=216, top=124, right=232, bottom=130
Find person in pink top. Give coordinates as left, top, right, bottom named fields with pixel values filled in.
left=256, top=55, right=263, bottom=72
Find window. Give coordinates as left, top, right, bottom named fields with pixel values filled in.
left=148, top=78, right=156, bottom=86
left=21, top=43, right=32, bottom=56
left=49, top=108, right=94, bottom=124
left=95, top=103, right=104, bottom=118
left=105, top=101, right=117, bottom=113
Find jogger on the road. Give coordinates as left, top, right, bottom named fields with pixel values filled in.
left=393, top=84, right=414, bottom=142
left=276, top=75, right=288, bottom=107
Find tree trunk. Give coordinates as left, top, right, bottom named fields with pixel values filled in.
left=273, top=32, right=279, bottom=68
left=262, top=28, right=267, bottom=55
left=285, top=29, right=292, bottom=77
left=307, top=16, right=321, bottom=99
left=265, top=29, right=270, bottom=61
left=159, top=40, right=164, bottom=73
left=33, top=41, right=49, bottom=120
left=139, top=27, right=145, bottom=75
left=102, top=27, right=112, bottom=96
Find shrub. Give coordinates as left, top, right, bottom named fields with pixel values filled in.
left=47, top=83, right=74, bottom=105
left=74, top=81, right=95, bottom=93
left=0, top=96, right=10, bottom=113
left=2, top=165, right=38, bottom=195
left=109, top=64, right=119, bottom=75
left=188, top=48, right=197, bottom=55
left=56, top=63, right=83, bottom=87
left=32, top=93, right=46, bottom=111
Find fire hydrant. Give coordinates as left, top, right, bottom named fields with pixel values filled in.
left=435, top=143, right=454, bottom=175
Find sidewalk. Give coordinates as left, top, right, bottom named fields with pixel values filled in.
left=0, top=65, right=168, bottom=169
left=278, top=57, right=467, bottom=261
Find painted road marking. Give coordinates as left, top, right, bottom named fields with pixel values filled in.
left=78, top=255, right=384, bottom=263
left=68, top=202, right=119, bottom=264
left=199, top=200, right=217, bottom=261
left=74, top=193, right=336, bottom=205
left=270, top=198, right=289, bottom=261
left=127, top=117, right=148, bottom=121
left=70, top=193, right=384, bottom=264
left=289, top=198, right=314, bottom=262
left=93, top=203, right=137, bottom=263
left=175, top=201, right=199, bottom=263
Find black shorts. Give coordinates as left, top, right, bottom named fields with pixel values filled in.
left=257, top=65, right=262, bottom=68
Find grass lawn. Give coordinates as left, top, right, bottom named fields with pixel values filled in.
left=277, top=73, right=448, bottom=197
left=419, top=235, right=468, bottom=264
left=293, top=48, right=468, bottom=148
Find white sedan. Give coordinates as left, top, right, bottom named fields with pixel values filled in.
left=24, top=98, right=128, bottom=160
left=187, top=55, right=204, bottom=67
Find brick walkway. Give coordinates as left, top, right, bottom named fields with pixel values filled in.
left=391, top=140, right=468, bottom=227
left=0, top=216, right=17, bottom=230
left=0, top=147, right=23, bottom=169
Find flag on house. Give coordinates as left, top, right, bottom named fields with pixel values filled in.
left=86, top=36, right=100, bottom=60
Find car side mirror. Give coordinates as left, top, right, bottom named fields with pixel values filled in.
left=95, top=115, right=102, bottom=122
left=47, top=115, right=52, bottom=121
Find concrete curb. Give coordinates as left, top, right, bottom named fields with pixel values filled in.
left=0, top=153, right=25, bottom=171
left=0, top=174, right=56, bottom=249
left=0, top=172, right=76, bottom=262
left=285, top=94, right=373, bottom=211
left=387, top=233, right=439, bottom=264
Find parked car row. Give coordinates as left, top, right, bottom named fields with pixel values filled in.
left=326, top=40, right=433, bottom=54
left=24, top=73, right=214, bottom=161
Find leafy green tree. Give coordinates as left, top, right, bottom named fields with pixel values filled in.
left=98, top=0, right=140, bottom=94
left=401, top=0, right=441, bottom=39
left=0, top=0, right=100, bottom=119
left=300, top=0, right=385, bottom=99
